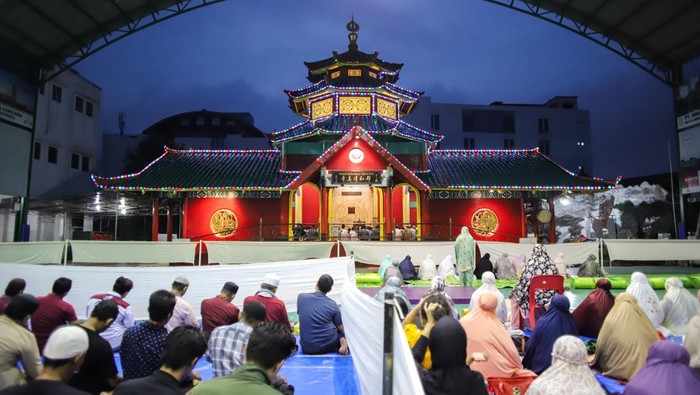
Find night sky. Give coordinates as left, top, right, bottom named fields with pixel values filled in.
left=74, top=0, right=676, bottom=180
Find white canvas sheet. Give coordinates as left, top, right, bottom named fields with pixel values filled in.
left=342, top=241, right=455, bottom=265
left=0, top=257, right=351, bottom=319
left=341, top=258, right=424, bottom=395
left=605, top=239, right=700, bottom=261
left=205, top=241, right=335, bottom=264
left=0, top=241, right=65, bottom=264
left=477, top=241, right=600, bottom=266
left=69, top=240, right=198, bottom=264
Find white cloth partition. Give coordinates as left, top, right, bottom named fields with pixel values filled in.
left=204, top=241, right=335, bottom=264
left=0, top=257, right=351, bottom=319
left=341, top=258, right=424, bottom=395
left=605, top=239, right=700, bottom=261
left=477, top=241, right=599, bottom=266
left=0, top=242, right=65, bottom=264
left=343, top=241, right=455, bottom=265
left=69, top=240, right=197, bottom=264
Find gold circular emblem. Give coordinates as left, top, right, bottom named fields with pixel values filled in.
left=471, top=208, right=498, bottom=237
left=210, top=209, right=238, bottom=238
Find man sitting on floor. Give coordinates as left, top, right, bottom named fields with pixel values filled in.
left=165, top=276, right=199, bottom=333
left=200, top=282, right=240, bottom=340
left=113, top=326, right=207, bottom=395
left=297, top=274, right=348, bottom=355
left=69, top=300, right=121, bottom=395
left=120, top=290, right=176, bottom=380
left=0, top=294, right=42, bottom=390
left=0, top=278, right=26, bottom=316
left=0, top=325, right=90, bottom=395
left=192, top=322, right=297, bottom=395
left=243, top=274, right=292, bottom=331
left=85, top=276, right=134, bottom=351
left=31, top=277, right=79, bottom=352
left=208, top=301, right=267, bottom=377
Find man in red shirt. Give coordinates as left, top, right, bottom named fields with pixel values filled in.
left=243, top=274, right=292, bottom=331
left=200, top=282, right=240, bottom=339
left=31, top=277, right=79, bottom=352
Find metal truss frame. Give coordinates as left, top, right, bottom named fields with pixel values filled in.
left=38, top=0, right=226, bottom=84
left=482, top=0, right=680, bottom=86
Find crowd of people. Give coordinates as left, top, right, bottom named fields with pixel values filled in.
left=0, top=272, right=348, bottom=395
left=373, top=243, right=700, bottom=394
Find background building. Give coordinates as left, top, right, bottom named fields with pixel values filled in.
left=404, top=96, right=592, bottom=174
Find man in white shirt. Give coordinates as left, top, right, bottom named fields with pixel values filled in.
left=86, top=276, right=134, bottom=351
left=165, top=276, right=199, bottom=332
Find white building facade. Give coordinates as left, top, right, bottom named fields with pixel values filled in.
left=404, top=96, right=592, bottom=174
left=0, top=69, right=101, bottom=242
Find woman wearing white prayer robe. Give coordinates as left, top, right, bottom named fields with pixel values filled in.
left=437, top=255, right=457, bottom=281
left=418, top=254, right=438, bottom=280
left=661, top=277, right=700, bottom=336
left=469, top=272, right=507, bottom=322
left=626, top=272, right=664, bottom=329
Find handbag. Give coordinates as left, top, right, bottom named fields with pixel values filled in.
left=486, top=376, right=536, bottom=395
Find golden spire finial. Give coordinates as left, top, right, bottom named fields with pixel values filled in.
left=347, top=16, right=359, bottom=50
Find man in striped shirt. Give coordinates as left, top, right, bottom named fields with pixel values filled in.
left=207, top=301, right=267, bottom=377
left=86, top=277, right=134, bottom=351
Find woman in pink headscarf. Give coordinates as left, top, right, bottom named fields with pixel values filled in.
left=460, top=292, right=536, bottom=379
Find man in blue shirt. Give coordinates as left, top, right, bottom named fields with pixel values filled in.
left=296, top=275, right=347, bottom=355
left=120, top=290, right=176, bottom=380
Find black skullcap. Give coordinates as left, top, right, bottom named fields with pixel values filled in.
left=5, top=293, right=39, bottom=320
left=223, top=282, right=239, bottom=294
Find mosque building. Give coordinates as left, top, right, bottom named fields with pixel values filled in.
left=93, top=18, right=613, bottom=243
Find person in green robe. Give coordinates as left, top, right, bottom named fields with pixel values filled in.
left=377, top=254, right=392, bottom=279
left=454, top=226, right=476, bottom=287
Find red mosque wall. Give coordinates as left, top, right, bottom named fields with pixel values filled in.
left=392, top=185, right=418, bottom=226
left=324, top=138, right=388, bottom=171
left=185, top=198, right=283, bottom=241
left=429, top=198, right=523, bottom=242
left=300, top=183, right=320, bottom=225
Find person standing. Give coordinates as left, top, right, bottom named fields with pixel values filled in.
left=297, top=275, right=348, bottom=355
left=0, top=294, right=42, bottom=390
left=201, top=282, right=240, bottom=340
left=85, top=276, right=134, bottom=351
left=0, top=279, right=26, bottom=316
left=165, top=276, right=199, bottom=333
left=31, top=277, right=79, bottom=352
left=208, top=301, right=267, bottom=377
left=0, top=326, right=90, bottom=395
left=68, top=300, right=121, bottom=394
left=120, top=290, right=176, bottom=380
left=454, top=227, right=476, bottom=287
left=113, top=326, right=207, bottom=395
left=243, top=274, right=292, bottom=331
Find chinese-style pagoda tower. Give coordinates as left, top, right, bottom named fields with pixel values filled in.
left=94, top=18, right=613, bottom=243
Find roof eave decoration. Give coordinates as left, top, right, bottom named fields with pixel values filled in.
left=285, top=126, right=429, bottom=191
left=285, top=81, right=422, bottom=102
left=92, top=146, right=292, bottom=192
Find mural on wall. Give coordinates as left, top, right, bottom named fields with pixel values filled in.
left=555, top=182, right=673, bottom=242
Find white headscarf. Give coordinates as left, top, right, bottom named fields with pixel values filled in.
left=685, top=315, right=700, bottom=371
left=469, top=271, right=507, bottom=322
left=437, top=255, right=456, bottom=279
left=553, top=252, right=566, bottom=276
left=526, top=335, right=605, bottom=395
left=418, top=254, right=438, bottom=280
left=493, top=253, right=517, bottom=280
left=661, top=278, right=700, bottom=336
left=626, top=272, right=664, bottom=328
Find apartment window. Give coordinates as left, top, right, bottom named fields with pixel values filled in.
left=196, top=116, right=205, bottom=126
left=502, top=114, right=515, bottom=132
left=538, top=118, right=549, bottom=133
left=430, top=114, right=440, bottom=130
left=48, top=146, right=58, bottom=164
left=85, top=101, right=93, bottom=117
left=463, top=138, right=475, bottom=149
left=71, top=153, right=80, bottom=169
left=462, top=110, right=476, bottom=132
left=51, top=85, right=62, bottom=103
left=504, top=138, right=515, bottom=149
left=81, top=156, right=90, bottom=172
left=539, top=140, right=550, bottom=155
left=33, top=142, right=41, bottom=160
left=212, top=116, right=220, bottom=126
left=75, top=96, right=84, bottom=113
